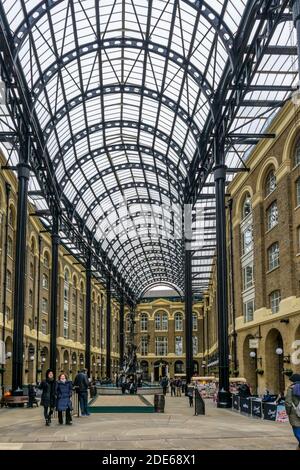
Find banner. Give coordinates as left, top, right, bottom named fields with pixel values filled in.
left=263, top=403, right=277, bottom=421
left=275, top=405, right=288, bottom=423
left=232, top=395, right=240, bottom=410
left=251, top=400, right=262, bottom=418
left=240, top=398, right=251, bottom=414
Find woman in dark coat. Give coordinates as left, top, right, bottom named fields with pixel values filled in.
left=55, top=373, right=73, bottom=425
left=38, top=369, right=56, bottom=426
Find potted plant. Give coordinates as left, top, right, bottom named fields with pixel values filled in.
left=0, top=367, right=6, bottom=374
left=256, top=368, right=264, bottom=375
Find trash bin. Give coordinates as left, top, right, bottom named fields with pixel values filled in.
left=194, top=388, right=205, bottom=415
left=154, top=394, right=165, bottom=413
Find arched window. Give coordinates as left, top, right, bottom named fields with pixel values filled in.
left=269, top=290, right=281, bottom=314
left=242, top=194, right=252, bottom=219
left=266, top=201, right=278, bottom=230
left=44, top=252, right=50, bottom=268
left=155, top=313, right=161, bottom=331
left=296, top=178, right=300, bottom=207
left=8, top=206, right=15, bottom=227
left=41, top=320, right=47, bottom=335
left=175, top=313, right=183, bottom=331
left=140, top=313, right=148, bottom=332
left=7, top=235, right=13, bottom=257
left=265, top=169, right=276, bottom=197
left=294, top=137, right=300, bottom=167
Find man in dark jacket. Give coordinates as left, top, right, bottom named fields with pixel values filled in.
left=74, top=369, right=90, bottom=416
left=38, top=369, right=56, bottom=426
left=285, top=373, right=300, bottom=450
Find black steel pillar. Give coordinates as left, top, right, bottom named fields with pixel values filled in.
left=1, top=182, right=11, bottom=394
left=35, top=235, right=42, bottom=383
left=228, top=198, right=238, bottom=375
left=106, top=274, right=111, bottom=378
left=12, top=135, right=31, bottom=392
left=184, top=204, right=193, bottom=384
left=214, top=134, right=231, bottom=408
left=85, top=251, right=92, bottom=377
left=292, top=0, right=300, bottom=80
left=119, top=293, right=125, bottom=369
left=49, top=212, right=60, bottom=375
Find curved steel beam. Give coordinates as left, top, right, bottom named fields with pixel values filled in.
left=29, top=38, right=214, bottom=107
left=14, top=0, right=234, bottom=67
left=43, top=84, right=201, bottom=142
left=119, top=255, right=183, bottom=275
left=139, top=281, right=184, bottom=298
left=83, top=190, right=184, bottom=229
left=79, top=181, right=181, bottom=228
left=52, top=120, right=191, bottom=173
left=62, top=154, right=185, bottom=204
left=95, top=210, right=182, bottom=243
left=126, top=265, right=183, bottom=288
left=114, top=239, right=183, bottom=270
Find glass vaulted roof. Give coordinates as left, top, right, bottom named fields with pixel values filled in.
left=0, top=0, right=296, bottom=299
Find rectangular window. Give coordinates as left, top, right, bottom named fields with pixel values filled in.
left=243, top=300, right=254, bottom=322
left=242, top=225, right=253, bottom=255
left=268, top=242, right=279, bottom=270
left=270, top=290, right=281, bottom=314
left=42, top=297, right=48, bottom=313
left=243, top=265, right=253, bottom=290
left=192, top=336, right=198, bottom=355
left=141, top=336, right=148, bottom=356
left=192, top=314, right=198, bottom=331
left=175, top=336, right=183, bottom=355
left=155, top=337, right=168, bottom=356
left=266, top=201, right=278, bottom=230
left=6, top=269, right=12, bottom=290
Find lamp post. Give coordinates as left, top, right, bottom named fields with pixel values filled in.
left=249, top=351, right=258, bottom=395
left=1, top=182, right=11, bottom=396
left=275, top=347, right=284, bottom=394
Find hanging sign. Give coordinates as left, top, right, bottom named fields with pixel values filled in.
left=249, top=338, right=259, bottom=349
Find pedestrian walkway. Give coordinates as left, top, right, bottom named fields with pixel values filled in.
left=0, top=396, right=296, bottom=450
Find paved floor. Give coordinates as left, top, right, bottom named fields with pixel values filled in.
left=0, top=395, right=297, bottom=450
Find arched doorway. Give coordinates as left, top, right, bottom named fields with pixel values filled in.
left=294, top=324, right=300, bottom=374
left=193, top=360, right=199, bottom=375
left=140, top=360, right=149, bottom=381
left=4, top=336, right=13, bottom=388
left=265, top=329, right=284, bottom=394
left=153, top=360, right=168, bottom=381
left=40, top=346, right=49, bottom=377
left=27, top=343, right=35, bottom=384
left=62, top=350, right=69, bottom=375
left=71, top=352, right=77, bottom=380
left=243, top=335, right=257, bottom=394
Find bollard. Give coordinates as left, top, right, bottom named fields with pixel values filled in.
left=154, top=394, right=165, bottom=413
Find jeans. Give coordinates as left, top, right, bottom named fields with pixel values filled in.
left=58, top=408, right=72, bottom=424
left=79, top=391, right=89, bottom=415
left=43, top=406, right=53, bottom=422
left=293, top=426, right=300, bottom=445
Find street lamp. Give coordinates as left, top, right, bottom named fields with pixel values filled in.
left=275, top=347, right=284, bottom=393
left=249, top=351, right=258, bottom=395
left=6, top=351, right=12, bottom=359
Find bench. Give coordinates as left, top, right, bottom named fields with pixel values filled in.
left=0, top=395, right=29, bottom=408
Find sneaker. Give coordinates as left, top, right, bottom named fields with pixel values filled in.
left=66, top=421, right=72, bottom=425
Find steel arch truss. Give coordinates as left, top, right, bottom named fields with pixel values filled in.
left=0, top=0, right=295, bottom=298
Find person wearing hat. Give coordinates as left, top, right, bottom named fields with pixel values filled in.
left=285, top=373, right=300, bottom=450
left=38, top=369, right=56, bottom=426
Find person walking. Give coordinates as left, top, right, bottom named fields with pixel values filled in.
left=27, top=383, right=37, bottom=408
left=285, top=373, right=300, bottom=450
left=56, top=373, right=73, bottom=425
left=161, top=376, right=169, bottom=396
left=74, top=368, right=90, bottom=416
left=170, top=378, right=176, bottom=397
left=187, top=385, right=194, bottom=407
left=38, top=369, right=56, bottom=426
